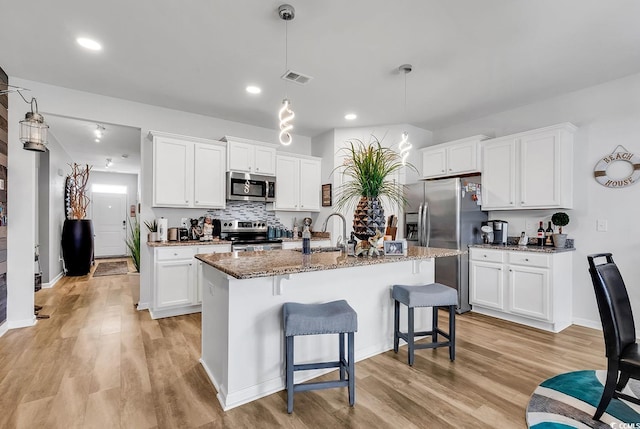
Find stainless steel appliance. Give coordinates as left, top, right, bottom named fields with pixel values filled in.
left=221, top=219, right=283, bottom=251
left=490, top=220, right=508, bottom=244
left=404, top=176, right=487, bottom=313
left=226, top=172, right=276, bottom=202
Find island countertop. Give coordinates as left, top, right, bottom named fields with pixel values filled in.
left=195, top=246, right=463, bottom=280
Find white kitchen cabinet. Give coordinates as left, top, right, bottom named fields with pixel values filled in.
left=150, top=131, right=226, bottom=209
left=224, top=136, right=277, bottom=175
left=275, top=154, right=321, bottom=212
left=421, top=135, right=488, bottom=179
left=469, top=247, right=572, bottom=332
left=481, top=123, right=576, bottom=210
left=150, top=243, right=231, bottom=319
left=155, top=247, right=195, bottom=309
left=469, top=251, right=504, bottom=310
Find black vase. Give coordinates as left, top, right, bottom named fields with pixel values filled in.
left=61, top=219, right=94, bottom=276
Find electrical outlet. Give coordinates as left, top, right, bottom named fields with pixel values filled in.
left=597, top=219, right=608, bottom=232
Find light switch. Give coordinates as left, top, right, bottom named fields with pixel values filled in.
left=597, top=219, right=608, bottom=232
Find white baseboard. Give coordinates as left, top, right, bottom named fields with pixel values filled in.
left=149, top=304, right=201, bottom=320
left=571, top=317, right=601, bottom=331
left=0, top=321, right=7, bottom=337
left=136, top=301, right=150, bottom=311
left=42, top=272, right=64, bottom=289
left=8, top=315, right=37, bottom=330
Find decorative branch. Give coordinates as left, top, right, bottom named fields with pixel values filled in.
left=67, top=163, right=92, bottom=219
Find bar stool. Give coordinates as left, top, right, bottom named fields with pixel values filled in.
left=392, top=283, right=457, bottom=366
left=282, top=299, right=357, bottom=414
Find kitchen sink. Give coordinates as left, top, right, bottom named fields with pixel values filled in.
left=293, top=246, right=343, bottom=253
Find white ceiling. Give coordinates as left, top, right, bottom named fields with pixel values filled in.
left=3, top=1, right=640, bottom=168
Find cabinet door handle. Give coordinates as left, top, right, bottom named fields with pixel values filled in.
left=256, top=167, right=259, bottom=171
left=441, top=169, right=445, bottom=172
left=301, top=205, right=304, bottom=208
left=173, top=253, right=178, bottom=256
left=195, top=200, right=199, bottom=203
left=509, top=269, right=513, bottom=272
left=449, top=168, right=452, bottom=171
left=483, top=254, right=487, bottom=258
left=524, top=258, right=529, bottom=261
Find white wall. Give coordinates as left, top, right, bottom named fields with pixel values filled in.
left=7, top=77, right=313, bottom=324
left=43, top=133, right=73, bottom=284
left=433, top=71, right=640, bottom=329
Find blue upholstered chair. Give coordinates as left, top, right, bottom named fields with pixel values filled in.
left=282, top=299, right=357, bottom=413
left=392, top=283, right=457, bottom=366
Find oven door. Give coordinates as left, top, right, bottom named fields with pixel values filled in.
left=226, top=172, right=276, bottom=202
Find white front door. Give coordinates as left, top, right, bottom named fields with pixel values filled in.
left=91, top=193, right=127, bottom=257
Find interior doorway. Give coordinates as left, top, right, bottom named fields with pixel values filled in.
left=91, top=189, right=128, bottom=257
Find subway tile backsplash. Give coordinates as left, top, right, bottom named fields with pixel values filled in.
left=206, top=201, right=283, bottom=226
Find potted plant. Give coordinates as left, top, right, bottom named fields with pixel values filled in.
left=335, top=136, right=417, bottom=240
left=144, top=219, right=159, bottom=242
left=551, top=212, right=570, bottom=248
left=61, top=163, right=94, bottom=276
left=126, top=217, right=140, bottom=272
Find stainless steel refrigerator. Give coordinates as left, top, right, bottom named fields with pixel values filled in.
left=404, top=176, right=487, bottom=313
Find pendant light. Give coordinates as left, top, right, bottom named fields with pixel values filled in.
left=398, top=64, right=413, bottom=165
left=278, top=4, right=295, bottom=146
left=18, top=91, right=49, bottom=152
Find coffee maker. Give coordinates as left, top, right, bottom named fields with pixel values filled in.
left=491, top=220, right=509, bottom=245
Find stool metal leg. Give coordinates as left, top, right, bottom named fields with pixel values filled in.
left=348, top=332, right=355, bottom=406
left=408, top=307, right=415, bottom=366
left=393, top=300, right=400, bottom=353
left=449, top=305, right=456, bottom=361
left=432, top=306, right=439, bottom=342
left=286, top=335, right=294, bottom=413
left=339, top=332, right=346, bottom=381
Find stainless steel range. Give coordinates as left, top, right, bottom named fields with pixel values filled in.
left=220, top=220, right=283, bottom=252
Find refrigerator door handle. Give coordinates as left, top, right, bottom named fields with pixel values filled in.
left=417, top=204, right=423, bottom=246
left=424, top=202, right=430, bottom=247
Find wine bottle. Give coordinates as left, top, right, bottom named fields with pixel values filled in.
left=545, top=221, right=554, bottom=246
left=537, top=221, right=545, bottom=247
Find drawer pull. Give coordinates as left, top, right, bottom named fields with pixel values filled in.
left=483, top=254, right=487, bottom=258
left=525, top=258, right=529, bottom=261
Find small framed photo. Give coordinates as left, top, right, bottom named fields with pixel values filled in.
left=322, top=183, right=332, bottom=207
left=383, top=240, right=405, bottom=256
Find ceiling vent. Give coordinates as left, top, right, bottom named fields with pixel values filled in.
left=281, top=70, right=313, bottom=85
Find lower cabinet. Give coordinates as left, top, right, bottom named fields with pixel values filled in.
left=151, top=244, right=231, bottom=319
left=469, top=247, right=572, bottom=332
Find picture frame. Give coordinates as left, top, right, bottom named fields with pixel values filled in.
left=383, top=240, right=405, bottom=256
left=322, top=183, right=332, bottom=207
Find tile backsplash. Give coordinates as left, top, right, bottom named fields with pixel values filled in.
left=206, top=201, right=283, bottom=226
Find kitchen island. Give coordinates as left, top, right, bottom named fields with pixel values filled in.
left=195, top=247, right=462, bottom=410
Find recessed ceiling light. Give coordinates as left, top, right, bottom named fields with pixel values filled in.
left=345, top=113, right=357, bottom=120
left=76, top=37, right=102, bottom=51
left=95, top=138, right=100, bottom=143
left=246, top=85, right=262, bottom=94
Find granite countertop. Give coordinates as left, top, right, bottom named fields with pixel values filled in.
left=469, top=244, right=576, bottom=253
left=195, top=247, right=463, bottom=280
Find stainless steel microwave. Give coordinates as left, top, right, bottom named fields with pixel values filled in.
left=226, top=172, right=276, bottom=202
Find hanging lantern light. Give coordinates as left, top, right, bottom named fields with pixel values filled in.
left=19, top=97, right=49, bottom=152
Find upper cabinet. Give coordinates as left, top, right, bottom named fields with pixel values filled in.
left=223, top=136, right=277, bottom=175
left=481, top=123, right=576, bottom=210
left=275, top=154, right=321, bottom=212
left=421, top=135, right=489, bottom=179
left=150, top=131, right=226, bottom=209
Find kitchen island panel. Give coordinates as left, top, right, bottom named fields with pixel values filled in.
left=200, top=257, right=436, bottom=410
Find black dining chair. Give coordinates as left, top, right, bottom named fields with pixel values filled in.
left=587, top=253, right=640, bottom=420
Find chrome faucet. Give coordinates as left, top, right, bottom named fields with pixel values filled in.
left=322, top=212, right=347, bottom=254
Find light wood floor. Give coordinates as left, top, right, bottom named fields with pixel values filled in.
left=0, top=259, right=606, bottom=428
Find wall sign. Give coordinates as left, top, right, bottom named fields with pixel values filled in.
left=594, top=145, right=640, bottom=188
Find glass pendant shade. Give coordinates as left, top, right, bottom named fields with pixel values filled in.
left=20, top=109, right=49, bottom=152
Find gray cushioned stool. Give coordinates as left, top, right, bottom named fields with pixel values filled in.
left=392, top=283, right=457, bottom=366
left=283, top=299, right=357, bottom=413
